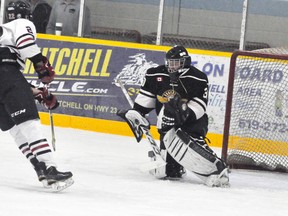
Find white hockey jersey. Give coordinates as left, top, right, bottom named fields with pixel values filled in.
left=0, top=18, right=41, bottom=68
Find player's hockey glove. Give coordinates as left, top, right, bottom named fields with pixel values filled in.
left=34, top=56, right=55, bottom=84
left=34, top=87, right=59, bottom=110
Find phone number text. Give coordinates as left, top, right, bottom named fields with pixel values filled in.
left=238, top=118, right=288, bottom=133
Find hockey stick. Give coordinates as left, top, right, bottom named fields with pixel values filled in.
left=44, top=84, right=56, bottom=151
left=115, top=78, right=134, bottom=107
left=115, top=79, right=166, bottom=172
left=49, top=109, right=56, bottom=151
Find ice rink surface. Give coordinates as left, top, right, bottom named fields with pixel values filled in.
left=1, top=125, right=288, bottom=216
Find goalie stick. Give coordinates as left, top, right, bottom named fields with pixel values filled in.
left=115, top=78, right=134, bottom=107
left=115, top=79, right=166, bottom=172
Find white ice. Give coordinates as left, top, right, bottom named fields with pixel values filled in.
left=1, top=125, right=288, bottom=216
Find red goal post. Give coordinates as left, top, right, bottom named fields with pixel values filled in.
left=221, top=49, right=288, bottom=172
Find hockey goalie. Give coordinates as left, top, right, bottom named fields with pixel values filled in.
left=118, top=45, right=229, bottom=187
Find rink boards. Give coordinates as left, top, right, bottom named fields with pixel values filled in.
left=31, top=34, right=232, bottom=147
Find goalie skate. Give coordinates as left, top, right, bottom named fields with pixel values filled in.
left=196, top=168, right=230, bottom=188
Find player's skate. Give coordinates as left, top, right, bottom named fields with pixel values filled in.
left=45, top=166, right=74, bottom=192
left=34, top=161, right=50, bottom=188
left=34, top=162, right=46, bottom=181
left=34, top=162, right=74, bottom=191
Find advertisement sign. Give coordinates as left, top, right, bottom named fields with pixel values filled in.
left=24, top=36, right=231, bottom=135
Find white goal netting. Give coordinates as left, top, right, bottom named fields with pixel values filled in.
left=223, top=48, right=288, bottom=172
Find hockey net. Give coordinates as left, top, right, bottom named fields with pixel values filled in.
left=221, top=49, right=288, bottom=172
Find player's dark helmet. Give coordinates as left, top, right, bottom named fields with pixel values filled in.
left=165, top=45, right=191, bottom=73
left=6, top=1, right=32, bottom=22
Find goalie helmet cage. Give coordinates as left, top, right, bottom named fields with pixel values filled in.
left=221, top=49, right=288, bottom=173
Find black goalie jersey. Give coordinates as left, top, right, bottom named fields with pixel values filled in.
left=134, top=65, right=209, bottom=137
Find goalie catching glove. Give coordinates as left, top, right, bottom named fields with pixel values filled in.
left=159, top=90, right=191, bottom=131
left=33, top=87, right=59, bottom=110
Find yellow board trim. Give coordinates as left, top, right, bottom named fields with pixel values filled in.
left=37, top=33, right=232, bottom=58
left=39, top=112, right=224, bottom=147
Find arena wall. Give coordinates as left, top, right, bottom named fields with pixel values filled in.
left=86, top=0, right=288, bottom=48
left=33, top=34, right=232, bottom=147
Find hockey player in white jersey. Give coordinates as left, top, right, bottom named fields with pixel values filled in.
left=118, top=45, right=229, bottom=187
left=0, top=1, right=73, bottom=191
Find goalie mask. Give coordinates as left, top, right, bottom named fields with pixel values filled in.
left=6, top=1, right=32, bottom=22
left=165, top=45, right=191, bottom=83
left=165, top=45, right=191, bottom=73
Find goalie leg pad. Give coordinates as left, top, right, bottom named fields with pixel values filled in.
left=163, top=128, right=229, bottom=187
